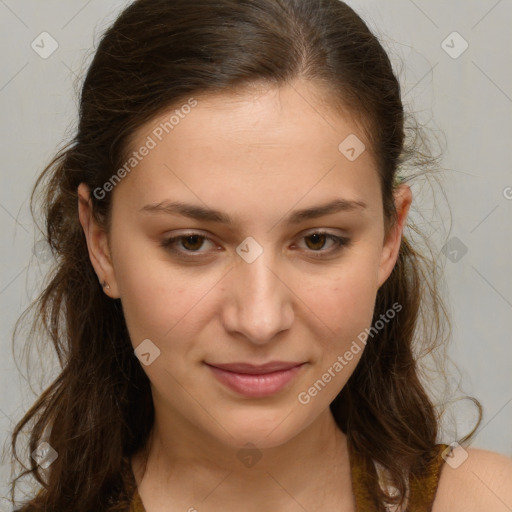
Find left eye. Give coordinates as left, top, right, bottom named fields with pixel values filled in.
left=296, top=232, right=349, bottom=254
left=160, top=231, right=350, bottom=257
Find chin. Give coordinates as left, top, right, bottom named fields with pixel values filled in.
left=209, top=410, right=308, bottom=450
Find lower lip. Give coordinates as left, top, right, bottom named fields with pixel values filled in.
left=206, top=364, right=305, bottom=398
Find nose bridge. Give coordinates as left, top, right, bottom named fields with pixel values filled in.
left=227, top=237, right=293, bottom=344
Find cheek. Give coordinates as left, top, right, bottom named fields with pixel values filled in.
left=116, top=263, right=212, bottom=350
left=314, top=250, right=381, bottom=325
left=307, top=249, right=382, bottom=366
left=109, top=228, right=203, bottom=347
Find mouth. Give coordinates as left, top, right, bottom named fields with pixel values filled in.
left=204, top=361, right=306, bottom=398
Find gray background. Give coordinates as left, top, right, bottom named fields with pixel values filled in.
left=1, top=0, right=511, bottom=507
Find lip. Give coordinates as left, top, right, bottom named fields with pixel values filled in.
left=205, top=362, right=306, bottom=398
left=206, top=361, right=305, bottom=374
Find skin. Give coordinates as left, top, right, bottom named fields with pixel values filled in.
left=433, top=447, right=512, bottom=512
left=78, top=78, right=412, bottom=511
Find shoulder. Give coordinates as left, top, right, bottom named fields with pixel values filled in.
left=432, top=445, right=512, bottom=512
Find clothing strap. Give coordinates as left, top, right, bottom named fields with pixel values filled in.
left=348, top=442, right=449, bottom=512
left=129, top=488, right=145, bottom=512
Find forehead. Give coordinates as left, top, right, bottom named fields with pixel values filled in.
left=113, top=80, right=381, bottom=219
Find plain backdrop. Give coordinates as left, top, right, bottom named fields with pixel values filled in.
left=1, top=0, right=511, bottom=506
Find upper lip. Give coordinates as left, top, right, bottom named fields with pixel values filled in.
left=205, top=361, right=305, bottom=375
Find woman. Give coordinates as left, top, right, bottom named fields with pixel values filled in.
left=9, top=0, right=512, bottom=511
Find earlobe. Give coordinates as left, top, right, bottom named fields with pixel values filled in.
left=77, top=183, right=119, bottom=298
left=377, top=184, right=412, bottom=288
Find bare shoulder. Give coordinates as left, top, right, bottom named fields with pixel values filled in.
left=432, top=446, right=512, bottom=512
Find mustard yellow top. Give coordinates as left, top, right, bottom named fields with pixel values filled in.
left=127, top=443, right=449, bottom=512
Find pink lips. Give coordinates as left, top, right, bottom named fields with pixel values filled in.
left=205, top=361, right=305, bottom=398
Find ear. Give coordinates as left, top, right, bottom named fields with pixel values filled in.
left=377, top=184, right=412, bottom=288
left=77, top=183, right=120, bottom=298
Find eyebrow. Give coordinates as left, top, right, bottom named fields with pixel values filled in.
left=139, top=198, right=367, bottom=225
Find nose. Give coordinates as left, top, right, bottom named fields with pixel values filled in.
left=221, top=248, right=294, bottom=346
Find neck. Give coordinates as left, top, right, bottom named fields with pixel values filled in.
left=132, top=407, right=355, bottom=511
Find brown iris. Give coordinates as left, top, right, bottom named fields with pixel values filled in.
left=304, top=233, right=327, bottom=251
left=180, top=235, right=205, bottom=251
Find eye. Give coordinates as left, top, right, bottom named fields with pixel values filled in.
left=160, top=233, right=215, bottom=255
left=294, top=231, right=351, bottom=257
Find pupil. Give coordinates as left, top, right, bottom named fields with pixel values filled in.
left=308, top=234, right=325, bottom=250
left=184, top=235, right=202, bottom=250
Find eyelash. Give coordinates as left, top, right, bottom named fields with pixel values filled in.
left=160, top=231, right=351, bottom=259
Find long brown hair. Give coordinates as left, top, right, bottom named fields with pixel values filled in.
left=9, top=0, right=482, bottom=510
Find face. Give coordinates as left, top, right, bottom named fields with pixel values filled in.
left=79, top=79, right=411, bottom=451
